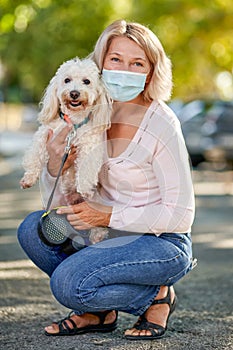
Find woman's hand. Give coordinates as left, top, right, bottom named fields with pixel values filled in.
left=46, top=125, right=77, bottom=177
left=56, top=201, right=112, bottom=229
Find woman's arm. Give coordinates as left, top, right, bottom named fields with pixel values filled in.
left=40, top=125, right=77, bottom=209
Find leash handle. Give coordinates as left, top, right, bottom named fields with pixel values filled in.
left=45, top=130, right=76, bottom=211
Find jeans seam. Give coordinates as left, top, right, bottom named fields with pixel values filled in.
left=165, top=256, right=193, bottom=285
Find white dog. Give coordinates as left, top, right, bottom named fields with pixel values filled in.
left=20, top=57, right=112, bottom=243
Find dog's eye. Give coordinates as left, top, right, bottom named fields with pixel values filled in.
left=64, top=78, right=71, bottom=83
left=83, top=79, right=90, bottom=85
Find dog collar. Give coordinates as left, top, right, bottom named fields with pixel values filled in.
left=59, top=111, right=91, bottom=130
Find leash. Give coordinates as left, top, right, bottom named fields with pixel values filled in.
left=45, top=110, right=92, bottom=211
left=45, top=130, right=76, bottom=211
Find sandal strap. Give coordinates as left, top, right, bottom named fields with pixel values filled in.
left=125, top=287, right=176, bottom=340
left=151, top=286, right=171, bottom=307
left=134, top=317, right=165, bottom=336
left=46, top=310, right=118, bottom=336
left=135, top=318, right=165, bottom=331
left=56, top=317, right=78, bottom=335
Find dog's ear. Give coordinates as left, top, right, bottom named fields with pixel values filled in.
left=38, top=75, right=59, bottom=124
left=91, top=80, right=112, bottom=131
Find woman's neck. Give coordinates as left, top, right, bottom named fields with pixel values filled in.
left=111, top=98, right=152, bottom=124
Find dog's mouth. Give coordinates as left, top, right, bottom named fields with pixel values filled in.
left=70, top=101, right=82, bottom=108
left=66, top=99, right=87, bottom=110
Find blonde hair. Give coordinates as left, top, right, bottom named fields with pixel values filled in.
left=90, top=19, right=172, bottom=102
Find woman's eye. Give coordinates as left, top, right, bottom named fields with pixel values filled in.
left=111, top=57, right=120, bottom=62
left=134, top=62, right=143, bottom=67
left=64, top=78, right=71, bottom=83
left=83, top=79, right=90, bottom=85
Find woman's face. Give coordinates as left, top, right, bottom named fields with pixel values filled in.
left=103, top=36, right=151, bottom=77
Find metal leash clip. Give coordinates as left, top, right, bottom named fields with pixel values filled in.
left=65, top=129, right=76, bottom=154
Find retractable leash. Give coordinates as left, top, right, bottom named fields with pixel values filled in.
left=38, top=118, right=93, bottom=254
left=45, top=109, right=91, bottom=212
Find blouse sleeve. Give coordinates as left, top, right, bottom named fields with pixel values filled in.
left=109, top=117, right=195, bottom=234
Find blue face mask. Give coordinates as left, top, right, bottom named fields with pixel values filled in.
left=102, top=69, right=147, bottom=102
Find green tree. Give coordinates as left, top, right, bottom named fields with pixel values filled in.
left=131, top=0, right=233, bottom=100
left=0, top=0, right=232, bottom=102
left=0, top=0, right=113, bottom=101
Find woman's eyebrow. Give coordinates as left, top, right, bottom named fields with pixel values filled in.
left=108, top=52, right=147, bottom=61
left=108, top=52, right=121, bottom=56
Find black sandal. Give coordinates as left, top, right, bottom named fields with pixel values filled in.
left=45, top=310, right=118, bottom=336
left=125, top=287, right=177, bottom=340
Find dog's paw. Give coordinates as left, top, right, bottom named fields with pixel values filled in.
left=78, top=188, right=95, bottom=201
left=89, top=228, right=109, bottom=244
left=20, top=180, right=32, bottom=189
left=64, top=192, right=83, bottom=205
left=20, top=174, right=37, bottom=189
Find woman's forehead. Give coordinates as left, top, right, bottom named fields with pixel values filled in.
left=107, top=36, right=147, bottom=59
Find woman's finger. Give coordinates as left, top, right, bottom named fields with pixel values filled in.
left=47, top=129, right=53, bottom=142
left=55, top=124, right=73, bottom=143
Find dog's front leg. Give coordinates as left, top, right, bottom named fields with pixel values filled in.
left=20, top=126, right=49, bottom=188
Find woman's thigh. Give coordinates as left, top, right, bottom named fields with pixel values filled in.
left=50, top=233, right=193, bottom=305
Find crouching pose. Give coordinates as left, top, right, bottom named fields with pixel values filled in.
left=18, top=20, right=196, bottom=341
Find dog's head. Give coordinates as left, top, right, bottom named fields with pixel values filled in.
left=38, top=58, right=111, bottom=130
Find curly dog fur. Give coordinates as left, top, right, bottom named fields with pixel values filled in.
left=20, top=57, right=112, bottom=243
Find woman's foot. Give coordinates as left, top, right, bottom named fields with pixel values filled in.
left=124, top=286, right=176, bottom=339
left=45, top=310, right=117, bottom=336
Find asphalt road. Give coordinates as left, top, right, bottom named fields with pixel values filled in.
left=0, top=159, right=233, bottom=350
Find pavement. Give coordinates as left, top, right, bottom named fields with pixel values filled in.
left=0, top=156, right=233, bottom=350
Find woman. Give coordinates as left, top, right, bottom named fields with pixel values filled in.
left=18, top=19, right=196, bottom=340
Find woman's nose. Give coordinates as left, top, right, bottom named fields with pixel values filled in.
left=120, top=63, right=131, bottom=71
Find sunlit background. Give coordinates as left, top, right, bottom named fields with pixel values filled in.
left=0, top=0, right=233, bottom=183
left=0, top=4, right=233, bottom=346
left=1, top=0, right=233, bottom=102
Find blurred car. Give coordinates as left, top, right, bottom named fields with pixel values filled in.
left=170, top=100, right=210, bottom=167
left=170, top=99, right=233, bottom=169
left=202, top=101, right=233, bottom=168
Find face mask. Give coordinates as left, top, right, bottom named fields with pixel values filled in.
left=102, top=69, right=147, bottom=102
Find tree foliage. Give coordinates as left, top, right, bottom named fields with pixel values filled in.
left=0, top=0, right=232, bottom=102
left=131, top=0, right=233, bottom=100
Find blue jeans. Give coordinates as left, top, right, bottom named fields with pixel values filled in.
left=17, top=210, right=195, bottom=316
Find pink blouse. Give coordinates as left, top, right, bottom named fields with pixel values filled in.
left=41, top=100, right=195, bottom=235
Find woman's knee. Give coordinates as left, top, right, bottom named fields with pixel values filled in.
left=17, top=210, right=44, bottom=246
left=50, top=253, right=97, bottom=311
left=50, top=264, right=81, bottom=309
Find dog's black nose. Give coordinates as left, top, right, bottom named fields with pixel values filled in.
left=70, top=90, right=80, bottom=100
